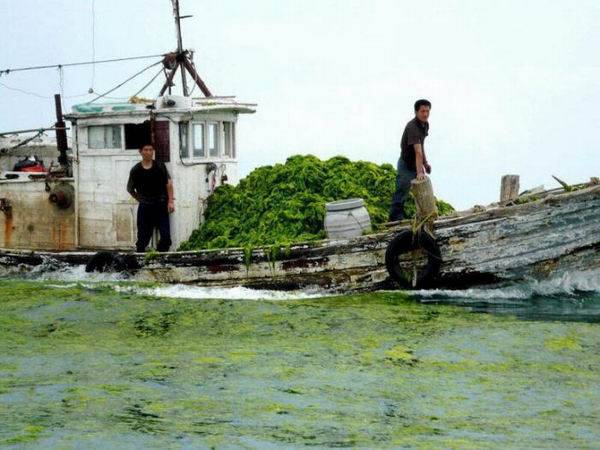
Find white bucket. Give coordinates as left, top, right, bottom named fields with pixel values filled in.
left=324, top=198, right=371, bottom=239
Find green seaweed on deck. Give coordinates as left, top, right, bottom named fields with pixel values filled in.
left=144, top=249, right=160, bottom=264
left=179, top=155, right=454, bottom=250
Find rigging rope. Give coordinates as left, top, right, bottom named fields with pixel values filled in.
left=0, top=81, right=90, bottom=99
left=0, top=81, right=51, bottom=99
left=0, top=53, right=167, bottom=76
left=130, top=66, right=164, bottom=99
left=88, top=60, right=163, bottom=103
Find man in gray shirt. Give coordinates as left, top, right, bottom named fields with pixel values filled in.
left=389, top=99, right=432, bottom=221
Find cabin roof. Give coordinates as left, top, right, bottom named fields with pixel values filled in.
left=65, top=95, right=257, bottom=120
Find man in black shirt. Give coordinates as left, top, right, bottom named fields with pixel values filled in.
left=127, top=144, right=175, bottom=252
left=389, top=99, right=432, bottom=221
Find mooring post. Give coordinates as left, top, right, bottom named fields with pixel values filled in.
left=500, top=174, right=520, bottom=204
left=411, top=177, right=438, bottom=234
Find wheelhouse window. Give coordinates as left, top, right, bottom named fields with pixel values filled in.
left=185, top=120, right=235, bottom=159
left=208, top=122, right=218, bottom=157
left=192, top=123, right=205, bottom=157
left=88, top=125, right=121, bottom=149
left=223, top=122, right=234, bottom=157
left=179, top=122, right=189, bottom=158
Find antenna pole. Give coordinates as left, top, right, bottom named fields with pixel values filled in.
left=172, top=0, right=189, bottom=96
left=161, top=0, right=211, bottom=97
left=173, top=0, right=184, bottom=53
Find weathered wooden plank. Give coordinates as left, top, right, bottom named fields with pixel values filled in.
left=500, top=175, right=520, bottom=203
left=411, top=177, right=438, bottom=232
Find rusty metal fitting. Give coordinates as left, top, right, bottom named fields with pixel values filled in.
left=48, top=185, right=74, bottom=209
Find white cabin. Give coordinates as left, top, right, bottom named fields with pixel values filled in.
left=65, top=95, right=256, bottom=251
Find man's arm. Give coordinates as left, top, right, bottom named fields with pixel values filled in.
left=423, top=149, right=431, bottom=174
left=414, top=143, right=426, bottom=180
left=159, top=162, right=175, bottom=213
left=166, top=178, right=175, bottom=213
left=126, top=173, right=139, bottom=201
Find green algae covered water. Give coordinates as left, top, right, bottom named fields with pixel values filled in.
left=1, top=270, right=599, bottom=448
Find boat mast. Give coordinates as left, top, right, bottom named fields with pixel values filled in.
left=159, top=0, right=212, bottom=97
left=172, top=0, right=188, bottom=96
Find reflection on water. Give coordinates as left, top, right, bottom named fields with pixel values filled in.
left=418, top=292, right=600, bottom=323
left=413, top=269, right=600, bottom=323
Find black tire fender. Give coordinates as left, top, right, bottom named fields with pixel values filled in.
left=385, top=229, right=441, bottom=289
left=85, top=251, right=139, bottom=273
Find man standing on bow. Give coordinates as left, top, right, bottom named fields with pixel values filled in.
left=127, top=144, right=175, bottom=252
left=389, top=99, right=432, bottom=222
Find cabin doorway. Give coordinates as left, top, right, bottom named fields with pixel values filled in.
left=124, top=122, right=151, bottom=151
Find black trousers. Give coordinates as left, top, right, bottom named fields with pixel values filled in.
left=136, top=202, right=172, bottom=252
left=389, top=159, right=416, bottom=221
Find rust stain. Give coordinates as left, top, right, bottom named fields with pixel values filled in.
left=4, top=214, right=12, bottom=247
left=0, top=182, right=76, bottom=251
left=51, top=225, right=57, bottom=248
left=58, top=221, right=64, bottom=250
left=55, top=218, right=74, bottom=250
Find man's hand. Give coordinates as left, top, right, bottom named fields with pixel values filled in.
left=416, top=172, right=427, bottom=181
left=424, top=162, right=432, bottom=174
left=168, top=200, right=175, bottom=213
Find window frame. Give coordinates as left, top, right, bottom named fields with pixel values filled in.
left=87, top=124, right=122, bottom=150
left=179, top=121, right=190, bottom=159
left=182, top=120, right=237, bottom=161
left=223, top=121, right=234, bottom=158
left=207, top=121, right=219, bottom=157
left=192, top=122, right=205, bottom=158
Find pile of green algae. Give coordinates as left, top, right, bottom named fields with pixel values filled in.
left=179, top=155, right=454, bottom=250
left=1, top=280, right=599, bottom=448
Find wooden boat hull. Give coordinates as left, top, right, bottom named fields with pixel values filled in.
left=1, top=185, right=599, bottom=291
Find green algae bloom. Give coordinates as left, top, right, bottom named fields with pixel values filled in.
left=179, top=154, right=454, bottom=250
left=1, top=280, right=599, bottom=447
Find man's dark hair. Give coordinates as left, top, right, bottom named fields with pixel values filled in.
left=414, top=99, right=432, bottom=112
left=139, top=144, right=154, bottom=151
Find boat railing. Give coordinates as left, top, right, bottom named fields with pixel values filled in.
left=0, top=171, right=73, bottom=183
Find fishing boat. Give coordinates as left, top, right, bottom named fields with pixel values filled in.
left=0, top=179, right=598, bottom=291
left=0, top=2, right=598, bottom=291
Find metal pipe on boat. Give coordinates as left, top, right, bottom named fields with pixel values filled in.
left=54, top=94, right=69, bottom=167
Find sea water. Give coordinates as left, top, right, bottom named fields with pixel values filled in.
left=1, top=268, right=599, bottom=448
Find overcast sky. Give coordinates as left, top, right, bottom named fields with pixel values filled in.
left=1, top=0, right=599, bottom=209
